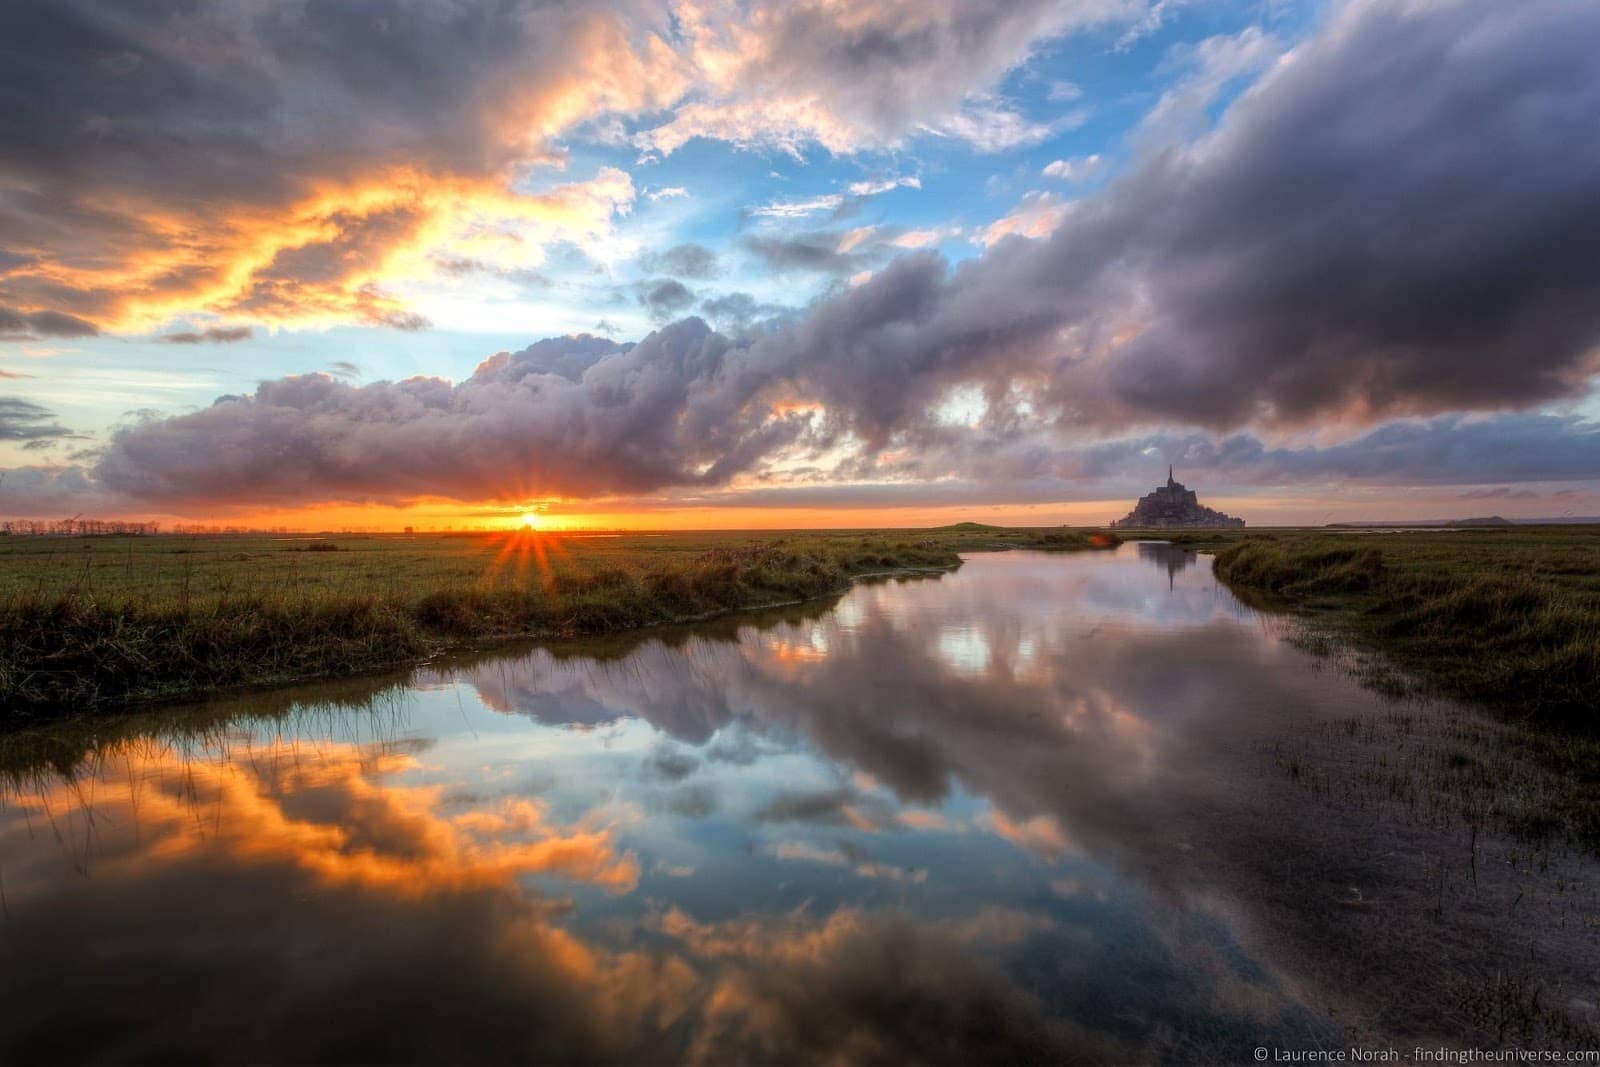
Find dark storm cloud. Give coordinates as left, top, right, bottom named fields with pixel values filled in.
left=1, top=2, right=492, bottom=196
left=634, top=278, right=697, bottom=322
left=1092, top=0, right=1600, bottom=424
left=637, top=243, right=719, bottom=279
left=158, top=326, right=254, bottom=344
left=737, top=0, right=1600, bottom=434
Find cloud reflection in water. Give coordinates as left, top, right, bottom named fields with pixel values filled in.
left=4, top=546, right=1353, bottom=1062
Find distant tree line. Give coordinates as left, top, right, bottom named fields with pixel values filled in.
left=0, top=520, right=325, bottom=536
left=1, top=518, right=161, bottom=536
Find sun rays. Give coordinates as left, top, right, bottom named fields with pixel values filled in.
left=482, top=525, right=574, bottom=590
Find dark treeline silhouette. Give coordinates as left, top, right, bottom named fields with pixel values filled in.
left=0, top=519, right=324, bottom=536
left=1, top=519, right=161, bottom=536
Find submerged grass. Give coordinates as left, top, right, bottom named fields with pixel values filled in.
left=0, top=526, right=1116, bottom=721
left=1212, top=527, right=1600, bottom=725
left=1210, top=526, right=1600, bottom=869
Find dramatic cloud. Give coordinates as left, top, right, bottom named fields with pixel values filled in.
left=88, top=308, right=1600, bottom=514
left=751, top=0, right=1600, bottom=432
left=0, top=0, right=678, bottom=334
left=19, top=0, right=1600, bottom=517
left=0, top=1, right=1146, bottom=337
left=93, top=322, right=812, bottom=504
left=636, top=0, right=1134, bottom=156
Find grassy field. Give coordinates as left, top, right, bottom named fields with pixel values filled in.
left=0, top=524, right=1115, bottom=720
left=1205, top=526, right=1600, bottom=724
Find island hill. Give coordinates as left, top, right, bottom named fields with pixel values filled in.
left=1110, top=468, right=1245, bottom=529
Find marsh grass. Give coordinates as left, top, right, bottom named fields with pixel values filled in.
left=1213, top=528, right=1600, bottom=725
left=0, top=526, right=1115, bottom=720
left=1214, top=526, right=1600, bottom=864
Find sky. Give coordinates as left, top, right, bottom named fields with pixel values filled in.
left=2, top=0, right=1598, bottom=530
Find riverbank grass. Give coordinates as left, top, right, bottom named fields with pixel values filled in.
left=1212, top=527, right=1600, bottom=724
left=0, top=526, right=1115, bottom=719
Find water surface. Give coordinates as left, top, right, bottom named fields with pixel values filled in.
left=4, top=544, right=1596, bottom=1062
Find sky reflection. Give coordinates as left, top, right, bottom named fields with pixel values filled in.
left=4, top=545, right=1376, bottom=1063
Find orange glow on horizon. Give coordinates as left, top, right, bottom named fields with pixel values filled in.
left=45, top=487, right=1563, bottom=534
left=84, top=498, right=1146, bottom=534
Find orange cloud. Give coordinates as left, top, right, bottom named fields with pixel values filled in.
left=984, top=807, right=1072, bottom=860
left=5, top=738, right=639, bottom=898
left=8, top=166, right=637, bottom=336
left=0, top=5, right=679, bottom=337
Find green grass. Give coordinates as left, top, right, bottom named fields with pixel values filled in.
left=0, top=526, right=1117, bottom=721
left=1211, top=527, right=1600, bottom=724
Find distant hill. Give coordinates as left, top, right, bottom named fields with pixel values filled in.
left=1328, top=515, right=1600, bottom=528
left=1445, top=515, right=1514, bottom=527
left=930, top=522, right=1003, bottom=532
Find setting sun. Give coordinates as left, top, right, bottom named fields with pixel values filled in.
left=518, top=513, right=541, bottom=530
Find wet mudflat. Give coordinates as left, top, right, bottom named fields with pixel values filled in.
left=3, top=543, right=1596, bottom=1063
